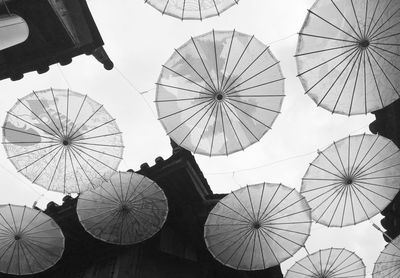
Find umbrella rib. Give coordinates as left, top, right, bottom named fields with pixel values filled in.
left=221, top=35, right=255, bottom=92
left=67, top=94, right=87, bottom=138
left=207, top=226, right=251, bottom=249
left=262, top=195, right=305, bottom=220
left=22, top=237, right=60, bottom=261
left=255, top=231, right=266, bottom=269
left=66, top=148, right=80, bottom=192
left=334, top=265, right=366, bottom=277
left=19, top=240, right=46, bottom=271
left=22, top=217, right=54, bottom=235
left=65, top=89, right=69, bottom=136
left=231, top=191, right=255, bottom=221
left=127, top=182, right=158, bottom=203
left=156, top=83, right=212, bottom=96
left=371, top=21, right=400, bottom=43
left=74, top=132, right=122, bottom=142
left=220, top=30, right=236, bottom=90
left=307, top=183, right=344, bottom=209
left=348, top=50, right=364, bottom=115
left=197, top=0, right=202, bottom=20
left=295, top=44, right=355, bottom=57
left=332, top=50, right=362, bottom=114
left=2, top=140, right=57, bottom=145
left=2, top=126, right=56, bottom=142
left=365, top=0, right=380, bottom=37
left=68, top=105, right=104, bottom=139
left=371, top=43, right=400, bottom=59
left=72, top=143, right=123, bottom=159
left=330, top=0, right=362, bottom=39
left=46, top=147, right=64, bottom=190
left=301, top=180, right=343, bottom=195
left=18, top=240, right=34, bottom=274
left=223, top=46, right=271, bottom=93
left=236, top=230, right=255, bottom=269
left=263, top=227, right=302, bottom=252
left=348, top=184, right=373, bottom=221
left=333, top=141, right=348, bottom=177
left=329, top=250, right=358, bottom=276
left=155, top=96, right=211, bottom=103
left=298, top=44, right=356, bottom=78
left=159, top=67, right=214, bottom=94
left=353, top=139, right=391, bottom=177
left=7, top=143, right=59, bottom=159
left=208, top=212, right=248, bottom=224
left=83, top=209, right=118, bottom=231
left=353, top=182, right=393, bottom=202
left=256, top=183, right=266, bottom=220
left=328, top=185, right=347, bottom=226
left=355, top=180, right=400, bottom=190
left=362, top=0, right=369, bottom=38
left=246, top=185, right=257, bottom=220
left=181, top=0, right=186, bottom=20
left=224, top=99, right=272, bottom=129
left=324, top=248, right=346, bottom=276
left=258, top=184, right=281, bottom=223
left=221, top=103, right=244, bottom=151
left=73, top=142, right=124, bottom=148
left=264, top=206, right=311, bottom=224
left=32, top=91, right=63, bottom=137
left=259, top=188, right=295, bottom=221
left=349, top=0, right=363, bottom=37
left=212, top=30, right=220, bottom=92
left=356, top=151, right=400, bottom=179
left=223, top=101, right=261, bottom=140
left=108, top=177, right=123, bottom=203
left=298, top=32, right=358, bottom=44
left=220, top=102, right=228, bottom=156
left=263, top=225, right=309, bottom=236
left=31, top=146, right=63, bottom=183
left=71, top=144, right=118, bottom=172
left=340, top=186, right=350, bottom=227
left=300, top=47, right=359, bottom=94
left=71, top=118, right=117, bottom=141
left=225, top=61, right=280, bottom=95
left=5, top=240, right=17, bottom=274
left=250, top=228, right=257, bottom=270
left=308, top=9, right=360, bottom=41
left=227, top=78, right=286, bottom=96
left=17, top=144, right=60, bottom=173
left=351, top=134, right=379, bottom=176
left=369, top=6, right=400, bottom=40
left=316, top=49, right=360, bottom=107
left=68, top=149, right=96, bottom=189
left=367, top=0, right=394, bottom=37
left=362, top=47, right=367, bottom=113
left=80, top=208, right=118, bottom=223
left=258, top=231, right=280, bottom=266
left=51, top=89, right=64, bottom=136
left=124, top=175, right=146, bottom=204
left=323, top=248, right=334, bottom=276
left=366, top=48, right=400, bottom=97
left=6, top=111, right=60, bottom=139
left=186, top=39, right=218, bottom=92
left=171, top=100, right=215, bottom=145
left=212, top=0, right=220, bottom=16
left=209, top=103, right=220, bottom=156
left=309, top=163, right=344, bottom=179
left=218, top=201, right=252, bottom=222
left=212, top=227, right=252, bottom=258
left=372, top=31, right=400, bottom=42
left=158, top=98, right=212, bottom=120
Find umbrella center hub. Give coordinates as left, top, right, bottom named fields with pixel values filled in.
left=344, top=177, right=354, bottom=185
left=252, top=221, right=262, bottom=230
left=14, top=234, right=22, bottom=241
left=119, top=203, right=131, bottom=214
left=62, top=137, right=72, bottom=146
left=214, top=91, right=226, bottom=102
left=358, top=38, right=370, bottom=49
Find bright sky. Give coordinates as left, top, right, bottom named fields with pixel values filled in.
left=0, top=0, right=387, bottom=277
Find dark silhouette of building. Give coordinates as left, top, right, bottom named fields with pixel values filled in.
left=0, top=0, right=113, bottom=81
left=0, top=142, right=283, bottom=278
left=369, top=99, right=400, bottom=242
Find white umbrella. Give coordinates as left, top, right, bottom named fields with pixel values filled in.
left=2, top=88, right=124, bottom=193
left=0, top=204, right=65, bottom=275
left=144, top=0, right=239, bottom=20
left=373, top=235, right=400, bottom=278
left=286, top=248, right=365, bottom=278
left=204, top=182, right=311, bottom=270
left=296, top=0, right=400, bottom=115
left=77, top=172, right=168, bottom=245
left=301, top=133, right=400, bottom=227
left=156, top=30, right=285, bottom=156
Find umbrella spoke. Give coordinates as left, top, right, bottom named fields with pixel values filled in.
left=225, top=99, right=271, bottom=129
left=369, top=6, right=400, bottom=40
left=72, top=143, right=123, bottom=159
left=365, top=49, right=385, bottom=108
left=32, top=91, right=63, bottom=137
left=220, top=30, right=236, bottom=90
left=330, top=0, right=362, bottom=39
left=209, top=103, right=220, bottom=155
left=221, top=103, right=244, bottom=151
left=348, top=50, right=364, bottom=115
left=51, top=88, right=64, bottom=137
left=71, top=118, right=117, bottom=141
left=221, top=35, right=255, bottom=92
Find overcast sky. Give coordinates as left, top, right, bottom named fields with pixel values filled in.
left=0, top=0, right=386, bottom=276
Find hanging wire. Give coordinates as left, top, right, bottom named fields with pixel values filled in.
left=57, top=64, right=72, bottom=88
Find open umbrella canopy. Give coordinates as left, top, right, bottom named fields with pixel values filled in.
left=301, top=133, right=400, bottom=227
left=144, top=0, right=239, bottom=20
left=0, top=204, right=65, bottom=275
left=204, top=182, right=311, bottom=270
left=156, top=30, right=285, bottom=156
left=296, top=0, right=400, bottom=115
left=77, top=172, right=168, bottom=245
left=373, top=235, right=400, bottom=278
left=285, top=248, right=366, bottom=278
left=2, top=88, right=124, bottom=194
